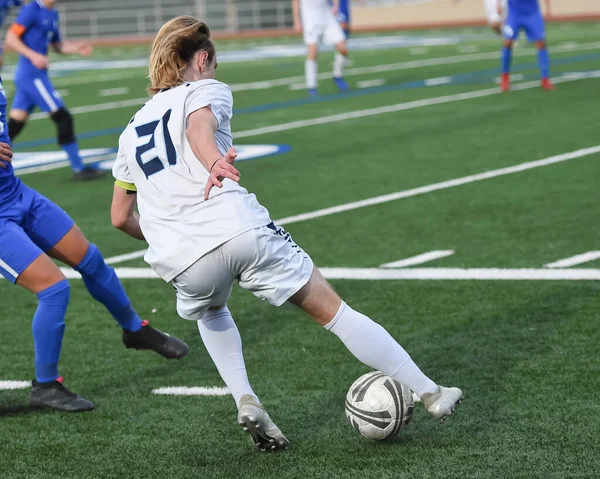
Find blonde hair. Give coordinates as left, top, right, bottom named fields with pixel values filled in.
left=148, top=16, right=215, bottom=95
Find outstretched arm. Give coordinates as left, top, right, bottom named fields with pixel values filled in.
left=51, top=41, right=93, bottom=56
left=292, top=0, right=301, bottom=31
left=111, top=185, right=145, bottom=241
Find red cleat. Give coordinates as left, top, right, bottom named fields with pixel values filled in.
left=541, top=78, right=555, bottom=90
left=500, top=73, right=510, bottom=92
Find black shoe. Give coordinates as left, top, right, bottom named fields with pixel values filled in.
left=123, top=320, right=189, bottom=359
left=73, top=167, right=106, bottom=182
left=30, top=377, right=95, bottom=412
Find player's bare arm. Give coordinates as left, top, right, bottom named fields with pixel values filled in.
left=186, top=107, right=241, bottom=200
left=111, top=186, right=145, bottom=240
left=0, top=141, right=13, bottom=168
left=51, top=41, right=93, bottom=56
left=332, top=0, right=340, bottom=14
left=5, top=26, right=48, bottom=69
left=291, top=0, right=302, bottom=31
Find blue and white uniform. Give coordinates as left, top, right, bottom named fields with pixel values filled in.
left=0, top=79, right=74, bottom=283
left=504, top=0, right=546, bottom=42
left=10, top=0, right=64, bottom=113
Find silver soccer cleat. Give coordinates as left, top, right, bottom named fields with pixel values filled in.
left=237, top=395, right=290, bottom=452
left=421, top=386, right=463, bottom=422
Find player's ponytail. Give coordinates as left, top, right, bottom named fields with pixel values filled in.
left=148, top=16, right=216, bottom=95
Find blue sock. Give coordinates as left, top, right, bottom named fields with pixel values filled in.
left=33, top=280, right=70, bottom=383
left=537, top=47, right=550, bottom=79
left=75, top=244, right=143, bottom=332
left=501, top=47, right=513, bottom=74
left=61, top=141, right=84, bottom=172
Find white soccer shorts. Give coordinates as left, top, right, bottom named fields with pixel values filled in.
left=485, top=0, right=504, bottom=24
left=173, top=223, right=314, bottom=321
left=303, top=11, right=346, bottom=46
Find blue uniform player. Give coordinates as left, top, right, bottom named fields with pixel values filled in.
left=335, top=0, right=350, bottom=37
left=0, top=77, right=188, bottom=412
left=0, top=0, right=22, bottom=69
left=5, top=0, right=104, bottom=181
left=500, top=0, right=553, bottom=91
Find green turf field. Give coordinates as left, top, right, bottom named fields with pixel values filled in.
left=1, top=22, right=600, bottom=478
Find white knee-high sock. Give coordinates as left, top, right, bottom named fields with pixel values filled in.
left=197, top=307, right=258, bottom=408
left=333, top=53, right=346, bottom=78
left=305, top=59, right=317, bottom=89
left=324, top=302, right=438, bottom=396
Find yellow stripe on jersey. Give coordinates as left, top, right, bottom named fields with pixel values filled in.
left=115, top=180, right=137, bottom=192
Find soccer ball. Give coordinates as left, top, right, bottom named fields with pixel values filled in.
left=345, top=371, right=414, bottom=440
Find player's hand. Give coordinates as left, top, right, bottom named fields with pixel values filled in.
left=78, top=42, right=93, bottom=57
left=293, top=21, right=302, bottom=33
left=31, top=52, right=49, bottom=70
left=204, top=148, right=240, bottom=200
left=497, top=4, right=504, bottom=15
left=332, top=5, right=339, bottom=14
left=0, top=142, right=13, bottom=168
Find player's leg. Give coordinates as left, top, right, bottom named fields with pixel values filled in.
left=22, top=186, right=188, bottom=359
left=327, top=15, right=349, bottom=91
left=302, top=18, right=321, bottom=96
left=8, top=105, right=30, bottom=142
left=526, top=11, right=553, bottom=89
left=500, top=13, right=519, bottom=91
left=0, top=216, right=94, bottom=412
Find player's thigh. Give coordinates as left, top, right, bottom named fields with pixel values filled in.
left=324, top=14, right=346, bottom=47
left=303, top=17, right=323, bottom=46
left=288, top=268, right=342, bottom=326
left=10, top=89, right=35, bottom=121
left=502, top=12, right=520, bottom=41
left=172, top=251, right=234, bottom=321
left=225, top=223, right=315, bottom=309
left=47, top=225, right=90, bottom=268
left=0, top=219, right=63, bottom=293
left=20, top=185, right=76, bottom=258
left=524, top=11, right=546, bottom=42
left=28, top=74, right=65, bottom=114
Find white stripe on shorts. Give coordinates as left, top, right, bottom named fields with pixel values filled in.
left=0, top=258, right=18, bottom=279
left=34, top=78, right=58, bottom=112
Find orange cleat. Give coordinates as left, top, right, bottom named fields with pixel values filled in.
left=500, top=73, right=510, bottom=92
left=541, top=78, right=555, bottom=90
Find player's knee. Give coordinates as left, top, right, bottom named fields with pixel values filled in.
left=51, top=108, right=76, bottom=145
left=75, top=244, right=107, bottom=277
left=336, top=43, right=348, bottom=56
left=37, top=279, right=71, bottom=305
left=536, top=40, right=547, bottom=49
left=503, top=39, right=513, bottom=49
left=8, top=118, right=26, bottom=140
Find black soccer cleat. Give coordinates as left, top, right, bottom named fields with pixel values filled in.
left=73, top=167, right=106, bottom=182
left=122, top=320, right=189, bottom=360
left=30, top=377, right=95, bottom=413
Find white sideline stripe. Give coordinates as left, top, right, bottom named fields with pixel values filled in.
left=289, top=82, right=307, bottom=91
left=34, top=78, right=58, bottom=112
left=56, top=89, right=70, bottom=97
left=152, top=386, right=230, bottom=396
left=357, top=79, right=386, bottom=88
left=409, top=47, right=428, bottom=55
left=52, top=267, right=600, bottom=281
left=276, top=144, right=600, bottom=226
left=318, top=268, right=600, bottom=281
left=0, top=380, right=30, bottom=390
left=104, top=143, right=600, bottom=266
left=381, top=251, right=455, bottom=268
left=99, top=87, right=130, bottom=97
left=105, top=250, right=146, bottom=265
left=53, top=72, right=139, bottom=87
left=424, top=76, right=451, bottom=86
left=0, top=258, right=18, bottom=278
left=27, top=41, right=600, bottom=120
left=233, top=72, right=600, bottom=140
left=458, top=45, right=480, bottom=53
left=545, top=251, right=600, bottom=268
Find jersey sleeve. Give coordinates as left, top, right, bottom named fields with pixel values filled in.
left=112, top=143, right=136, bottom=191
left=10, top=3, right=35, bottom=36
left=184, top=81, right=233, bottom=128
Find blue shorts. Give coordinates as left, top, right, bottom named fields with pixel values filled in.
left=12, top=72, right=65, bottom=114
left=504, top=10, right=546, bottom=42
left=0, top=182, right=74, bottom=283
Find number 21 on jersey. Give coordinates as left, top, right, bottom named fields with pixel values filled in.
left=135, top=109, right=177, bottom=178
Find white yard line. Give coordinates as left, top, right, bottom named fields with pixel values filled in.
left=0, top=380, right=30, bottom=390
left=99, top=87, right=130, bottom=97
left=424, top=76, right=452, bottom=86
left=544, top=251, right=600, bottom=268
left=276, top=143, right=600, bottom=225
left=357, top=79, right=386, bottom=88
left=52, top=267, right=600, bottom=281
left=381, top=251, right=455, bottom=268
left=152, top=386, right=230, bottom=396
left=105, top=250, right=146, bottom=265
left=26, top=41, right=600, bottom=120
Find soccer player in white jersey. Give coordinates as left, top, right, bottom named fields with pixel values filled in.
left=292, top=0, right=349, bottom=96
left=111, top=16, right=463, bottom=452
left=484, top=0, right=507, bottom=34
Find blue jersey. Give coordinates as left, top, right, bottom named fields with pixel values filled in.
left=13, top=0, right=60, bottom=77
left=0, top=78, right=19, bottom=208
left=0, top=0, right=21, bottom=28
left=508, top=0, right=540, bottom=15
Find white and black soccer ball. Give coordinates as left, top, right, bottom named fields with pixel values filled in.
left=345, top=371, right=414, bottom=440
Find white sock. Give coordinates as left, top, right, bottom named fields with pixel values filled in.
left=197, top=306, right=258, bottom=408
left=324, top=302, right=438, bottom=396
left=305, top=59, right=317, bottom=89
left=333, top=53, right=346, bottom=78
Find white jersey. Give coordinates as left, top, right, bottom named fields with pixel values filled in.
left=113, top=79, right=271, bottom=282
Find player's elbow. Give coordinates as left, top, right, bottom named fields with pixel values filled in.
left=4, top=31, right=18, bottom=49
left=111, top=209, right=129, bottom=231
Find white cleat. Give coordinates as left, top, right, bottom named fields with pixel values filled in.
left=237, top=395, right=289, bottom=452
left=421, top=386, right=463, bottom=422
